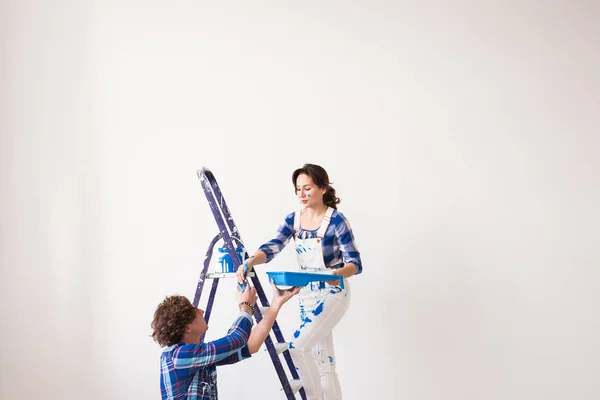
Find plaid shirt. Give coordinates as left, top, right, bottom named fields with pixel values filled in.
left=160, top=313, right=253, bottom=399
left=258, top=210, right=363, bottom=274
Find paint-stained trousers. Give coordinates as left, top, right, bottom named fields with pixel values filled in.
left=289, top=280, right=351, bottom=400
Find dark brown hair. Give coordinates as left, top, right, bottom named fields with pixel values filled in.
left=151, top=295, right=197, bottom=347
left=292, top=163, right=341, bottom=209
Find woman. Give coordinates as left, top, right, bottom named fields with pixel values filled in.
left=237, top=163, right=363, bottom=400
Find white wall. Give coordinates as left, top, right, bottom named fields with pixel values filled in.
left=2, top=1, right=599, bottom=399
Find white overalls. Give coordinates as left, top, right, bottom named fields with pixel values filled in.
left=289, top=207, right=351, bottom=400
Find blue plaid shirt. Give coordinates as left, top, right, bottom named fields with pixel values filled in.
left=159, top=313, right=253, bottom=399
left=258, top=210, right=363, bottom=274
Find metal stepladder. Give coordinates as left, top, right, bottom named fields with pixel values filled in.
left=193, top=167, right=307, bottom=400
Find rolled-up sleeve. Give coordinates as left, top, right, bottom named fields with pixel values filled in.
left=334, top=213, right=363, bottom=274
left=172, top=313, right=253, bottom=369
left=215, top=312, right=253, bottom=366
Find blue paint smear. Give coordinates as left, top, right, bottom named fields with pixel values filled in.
left=289, top=343, right=295, bottom=349
left=312, top=302, right=325, bottom=316
left=295, top=244, right=308, bottom=254
left=293, top=315, right=313, bottom=339
left=328, top=356, right=334, bottom=364
left=299, top=304, right=308, bottom=321
left=300, top=317, right=312, bottom=328
left=329, top=286, right=342, bottom=295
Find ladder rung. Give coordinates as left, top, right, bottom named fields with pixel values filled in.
left=273, top=342, right=290, bottom=355
left=258, top=306, right=270, bottom=315
left=206, top=272, right=255, bottom=279
left=289, top=379, right=302, bottom=394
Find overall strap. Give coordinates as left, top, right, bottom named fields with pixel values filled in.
left=293, top=209, right=301, bottom=237
left=316, top=207, right=334, bottom=238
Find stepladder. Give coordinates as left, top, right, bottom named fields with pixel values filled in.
left=193, top=167, right=307, bottom=400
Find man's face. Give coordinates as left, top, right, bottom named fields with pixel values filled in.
left=187, top=308, right=209, bottom=336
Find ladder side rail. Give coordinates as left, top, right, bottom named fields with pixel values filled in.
left=197, top=170, right=242, bottom=275
left=252, top=298, right=296, bottom=399
left=251, top=275, right=307, bottom=400
left=200, top=278, right=220, bottom=343
left=282, top=351, right=307, bottom=400
left=264, top=334, right=296, bottom=399
left=193, top=233, right=222, bottom=307
left=200, top=167, right=243, bottom=244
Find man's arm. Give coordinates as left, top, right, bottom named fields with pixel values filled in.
left=206, top=283, right=299, bottom=367
left=172, top=313, right=253, bottom=369
left=214, top=344, right=251, bottom=366
left=247, top=284, right=300, bottom=354
left=216, top=283, right=300, bottom=365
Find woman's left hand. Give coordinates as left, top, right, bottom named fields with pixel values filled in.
left=326, top=271, right=343, bottom=286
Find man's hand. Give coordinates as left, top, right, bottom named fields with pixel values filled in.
left=270, top=282, right=300, bottom=309
left=239, top=286, right=258, bottom=306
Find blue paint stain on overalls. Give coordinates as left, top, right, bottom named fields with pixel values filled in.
left=287, top=207, right=351, bottom=398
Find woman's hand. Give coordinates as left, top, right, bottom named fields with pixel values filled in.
left=325, top=264, right=357, bottom=285
left=326, top=270, right=343, bottom=286
left=236, top=257, right=254, bottom=284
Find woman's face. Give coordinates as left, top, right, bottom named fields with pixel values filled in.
left=295, top=173, right=326, bottom=208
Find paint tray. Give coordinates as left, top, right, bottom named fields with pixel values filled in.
left=266, top=271, right=344, bottom=289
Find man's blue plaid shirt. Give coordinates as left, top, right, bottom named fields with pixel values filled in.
left=159, top=312, right=253, bottom=399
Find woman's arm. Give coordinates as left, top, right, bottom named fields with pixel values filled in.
left=326, top=213, right=362, bottom=284
left=246, top=250, right=267, bottom=268
left=332, top=263, right=358, bottom=279
left=246, top=283, right=300, bottom=353
left=335, top=213, right=363, bottom=275
left=237, top=212, right=295, bottom=283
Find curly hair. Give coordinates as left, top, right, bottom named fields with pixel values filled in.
left=292, top=163, right=341, bottom=209
left=151, top=295, right=198, bottom=347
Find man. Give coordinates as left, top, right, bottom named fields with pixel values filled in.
left=151, top=283, right=300, bottom=399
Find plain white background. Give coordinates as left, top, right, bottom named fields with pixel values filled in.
left=2, top=1, right=599, bottom=399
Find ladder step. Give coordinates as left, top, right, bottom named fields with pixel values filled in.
left=273, top=342, right=290, bottom=355
left=206, top=272, right=255, bottom=279
left=289, top=379, right=303, bottom=394
left=259, top=306, right=270, bottom=315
